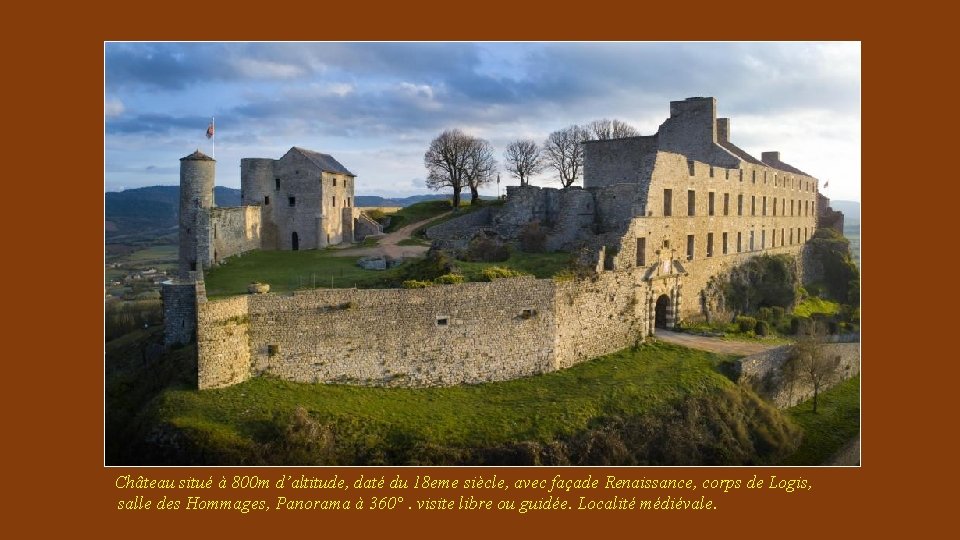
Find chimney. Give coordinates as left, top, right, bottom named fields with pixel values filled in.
left=716, top=118, right=730, bottom=142
left=761, top=151, right=781, bottom=164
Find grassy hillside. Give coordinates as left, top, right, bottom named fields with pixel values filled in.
left=112, top=341, right=803, bottom=466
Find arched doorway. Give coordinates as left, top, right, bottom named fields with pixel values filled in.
left=292, top=231, right=299, bottom=251
left=655, top=294, right=671, bottom=329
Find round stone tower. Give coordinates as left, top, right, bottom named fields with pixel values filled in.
left=179, top=150, right=216, bottom=279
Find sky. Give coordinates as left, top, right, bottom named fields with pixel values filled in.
left=104, top=42, right=861, bottom=202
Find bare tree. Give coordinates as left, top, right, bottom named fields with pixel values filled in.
left=464, top=137, right=497, bottom=205
left=543, top=125, right=588, bottom=188
left=788, top=322, right=839, bottom=413
left=503, top=139, right=545, bottom=186
left=424, top=129, right=473, bottom=208
left=584, top=118, right=640, bottom=140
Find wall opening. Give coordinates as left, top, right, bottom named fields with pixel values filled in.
left=436, top=317, right=449, bottom=327
left=275, top=178, right=280, bottom=190
left=687, top=160, right=695, bottom=176
left=686, top=234, right=694, bottom=261
left=636, top=237, right=646, bottom=267
left=663, top=189, right=672, bottom=216
left=738, top=194, right=743, bottom=216
left=708, top=192, right=715, bottom=216
left=292, top=232, right=299, bottom=251
left=722, top=232, right=728, bottom=255
left=737, top=232, right=742, bottom=253
left=707, top=232, right=714, bottom=257
left=264, top=196, right=270, bottom=205
left=723, top=193, right=729, bottom=216
left=289, top=196, right=296, bottom=207
left=687, top=190, right=696, bottom=216
left=655, top=295, right=670, bottom=329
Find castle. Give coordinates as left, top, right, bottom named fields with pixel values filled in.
left=163, top=97, right=830, bottom=390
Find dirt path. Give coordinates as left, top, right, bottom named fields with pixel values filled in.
left=328, top=211, right=452, bottom=259
left=654, top=329, right=784, bottom=356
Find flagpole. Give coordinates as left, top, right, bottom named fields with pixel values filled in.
left=212, top=116, right=215, bottom=159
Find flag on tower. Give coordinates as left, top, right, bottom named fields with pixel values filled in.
left=206, top=121, right=215, bottom=139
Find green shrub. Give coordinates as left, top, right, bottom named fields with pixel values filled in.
left=402, top=280, right=432, bottom=289
left=480, top=266, right=529, bottom=281
left=771, top=306, right=785, bottom=322
left=394, top=250, right=456, bottom=283
left=434, top=273, right=465, bottom=285
left=722, top=254, right=798, bottom=313
left=757, top=307, right=772, bottom=321
left=755, top=320, right=770, bottom=336
left=736, top=316, right=757, bottom=333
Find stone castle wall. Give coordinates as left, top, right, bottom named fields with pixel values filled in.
left=736, top=341, right=860, bottom=408
left=209, top=206, right=262, bottom=264
left=193, top=273, right=658, bottom=389
left=196, top=295, right=252, bottom=389
left=161, top=282, right=200, bottom=348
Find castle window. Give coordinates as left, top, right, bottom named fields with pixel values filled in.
left=636, top=237, right=646, bottom=267
left=790, top=228, right=794, bottom=244
left=268, top=344, right=279, bottom=356
left=761, top=229, right=766, bottom=249
left=186, top=228, right=191, bottom=234
left=687, top=160, right=695, bottom=176
left=739, top=170, right=744, bottom=182
left=708, top=192, right=715, bottom=216
left=521, top=308, right=537, bottom=319
left=213, top=225, right=217, bottom=239
left=663, top=189, right=672, bottom=216
left=805, top=200, right=809, bottom=216
left=773, top=197, right=778, bottom=216
left=289, top=196, right=296, bottom=207
left=706, top=233, right=714, bottom=257
left=722, top=232, right=728, bottom=255
left=781, top=198, right=785, bottom=215
left=764, top=171, right=767, bottom=184
left=686, top=235, right=695, bottom=261
left=347, top=197, right=352, bottom=207
left=190, top=261, right=197, bottom=271
left=723, top=193, right=729, bottom=216
left=737, top=194, right=743, bottom=216
left=804, top=228, right=808, bottom=242
left=687, top=190, right=696, bottom=216
left=781, top=228, right=785, bottom=246
left=436, top=317, right=449, bottom=327
left=737, top=232, right=742, bottom=253
left=275, top=178, right=280, bottom=190
left=709, top=166, right=714, bottom=178
left=264, top=196, right=270, bottom=206
left=333, top=177, right=337, bottom=187
left=749, top=231, right=755, bottom=251
left=752, top=170, right=756, bottom=183
left=791, top=200, right=795, bottom=216
left=663, top=239, right=670, bottom=249
left=333, top=196, right=337, bottom=207
left=762, top=196, right=767, bottom=216
left=751, top=196, right=756, bottom=216
left=725, top=169, right=730, bottom=180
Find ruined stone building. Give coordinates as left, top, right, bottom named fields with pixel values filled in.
left=164, top=97, right=840, bottom=390
left=177, top=146, right=381, bottom=279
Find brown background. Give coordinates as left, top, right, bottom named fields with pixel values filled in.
left=6, top=1, right=945, bottom=536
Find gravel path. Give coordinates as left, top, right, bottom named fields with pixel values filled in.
left=654, top=329, right=784, bottom=356
left=328, top=211, right=452, bottom=259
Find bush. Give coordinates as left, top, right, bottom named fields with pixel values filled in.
left=463, top=234, right=510, bottom=262
left=757, top=307, right=772, bottom=322
left=722, top=254, right=798, bottom=313
left=519, top=221, right=547, bottom=253
left=402, top=280, right=432, bottom=289
left=480, top=266, right=529, bottom=281
left=735, top=316, right=757, bottom=333
left=771, top=306, right=785, bottom=322
left=755, top=320, right=770, bottom=336
left=790, top=315, right=811, bottom=335
left=394, top=250, right=456, bottom=283
left=434, top=273, right=465, bottom=285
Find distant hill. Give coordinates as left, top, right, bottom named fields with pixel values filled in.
left=829, top=200, right=860, bottom=223
left=354, top=194, right=451, bottom=207
left=105, top=186, right=240, bottom=241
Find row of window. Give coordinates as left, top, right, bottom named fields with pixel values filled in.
left=634, top=227, right=810, bottom=266
left=664, top=189, right=813, bottom=218
left=686, top=160, right=815, bottom=192
left=259, top=195, right=352, bottom=208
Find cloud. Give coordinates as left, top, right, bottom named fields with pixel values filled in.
left=104, top=98, right=125, bottom=118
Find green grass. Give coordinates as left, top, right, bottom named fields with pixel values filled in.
left=793, top=296, right=841, bottom=317
left=120, top=244, right=178, bottom=263
left=782, top=376, right=860, bottom=465
left=456, top=251, right=573, bottom=280
left=204, top=249, right=408, bottom=296
left=144, top=341, right=798, bottom=465
left=384, top=200, right=461, bottom=232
